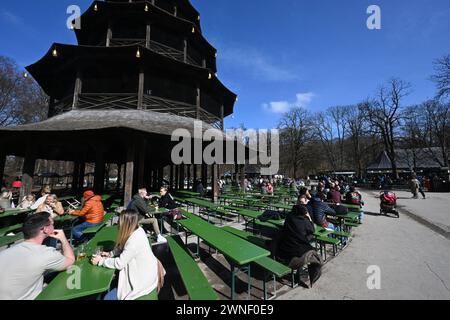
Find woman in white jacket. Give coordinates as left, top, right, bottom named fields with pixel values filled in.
left=91, top=210, right=165, bottom=300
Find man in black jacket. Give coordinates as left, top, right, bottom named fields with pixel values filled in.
left=277, top=195, right=322, bottom=287
left=129, top=188, right=166, bottom=244
left=154, top=186, right=177, bottom=210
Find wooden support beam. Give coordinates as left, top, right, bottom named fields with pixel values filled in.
left=20, top=152, right=36, bottom=201
left=175, top=166, right=179, bottom=190
left=72, top=71, right=82, bottom=110
left=201, top=163, right=207, bottom=187
left=71, top=161, right=80, bottom=194
left=186, top=164, right=191, bottom=190
left=196, top=87, right=201, bottom=119
left=116, top=163, right=122, bottom=192
left=220, top=104, right=225, bottom=130
left=106, top=24, right=112, bottom=47
left=124, top=144, right=135, bottom=207
left=137, top=70, right=145, bottom=110
left=179, top=164, right=185, bottom=190
left=183, top=39, right=188, bottom=63
left=169, top=164, right=174, bottom=190
left=157, top=167, right=164, bottom=189
left=212, top=165, right=219, bottom=202
left=145, top=24, right=151, bottom=49
left=0, top=153, right=6, bottom=187
left=94, top=151, right=105, bottom=194
left=136, top=139, right=146, bottom=187
left=192, top=164, right=197, bottom=190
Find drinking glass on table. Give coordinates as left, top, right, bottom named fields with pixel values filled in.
left=77, top=244, right=86, bottom=261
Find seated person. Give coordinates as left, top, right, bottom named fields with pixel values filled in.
left=30, top=185, right=52, bottom=210
left=69, top=190, right=104, bottom=240
left=306, top=196, right=338, bottom=231
left=277, top=196, right=322, bottom=287
left=19, top=194, right=36, bottom=209
left=37, top=194, right=65, bottom=219
left=128, top=188, right=166, bottom=244
left=91, top=210, right=165, bottom=300
left=154, top=186, right=177, bottom=210
left=0, top=213, right=75, bottom=300
left=327, top=186, right=342, bottom=204
left=345, top=186, right=364, bottom=222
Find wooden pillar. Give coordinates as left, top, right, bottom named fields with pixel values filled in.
left=152, top=169, right=158, bottom=191
left=240, top=164, right=246, bottom=193
left=0, top=153, right=6, bottom=187
left=136, top=139, right=146, bottom=188
left=20, top=151, right=36, bottom=201
left=77, top=161, right=86, bottom=194
left=169, top=165, right=174, bottom=190
left=186, top=164, right=191, bottom=189
left=179, top=164, right=185, bottom=190
left=175, top=166, right=179, bottom=190
left=212, top=165, right=219, bottom=202
left=192, top=164, right=198, bottom=190
left=145, top=24, right=151, bottom=49
left=157, top=167, right=164, bottom=188
left=220, top=104, right=225, bottom=130
left=174, top=6, right=178, bottom=17
left=94, top=151, right=105, bottom=194
left=72, top=71, right=82, bottom=110
left=183, top=39, right=188, bottom=63
left=201, top=163, right=207, bottom=187
left=71, top=161, right=80, bottom=194
left=124, top=145, right=135, bottom=206
left=137, top=69, right=145, bottom=110
left=196, top=87, right=201, bottom=119
left=106, top=24, right=112, bottom=47
left=116, top=163, right=122, bottom=192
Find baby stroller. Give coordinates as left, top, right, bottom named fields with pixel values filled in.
left=379, top=191, right=399, bottom=218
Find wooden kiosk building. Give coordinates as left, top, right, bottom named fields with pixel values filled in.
left=0, top=0, right=237, bottom=205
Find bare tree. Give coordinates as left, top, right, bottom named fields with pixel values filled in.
left=361, top=78, right=411, bottom=179
left=431, top=54, right=450, bottom=100
left=278, top=107, right=314, bottom=178
left=0, top=55, right=48, bottom=126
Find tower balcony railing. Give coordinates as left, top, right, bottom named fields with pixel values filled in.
left=51, top=93, right=223, bottom=129
left=108, top=38, right=202, bottom=67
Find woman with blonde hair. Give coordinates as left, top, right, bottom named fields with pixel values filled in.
left=91, top=210, right=165, bottom=300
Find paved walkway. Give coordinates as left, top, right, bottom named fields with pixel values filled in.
left=278, top=190, right=450, bottom=300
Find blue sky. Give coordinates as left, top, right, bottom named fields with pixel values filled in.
left=1, top=0, right=449, bottom=129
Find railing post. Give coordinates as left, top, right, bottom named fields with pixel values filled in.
left=72, top=71, right=82, bottom=110
left=138, top=69, right=145, bottom=109
left=183, top=38, right=188, bottom=63
left=196, top=86, right=201, bottom=119
left=106, top=23, right=112, bottom=47
left=146, top=24, right=151, bottom=49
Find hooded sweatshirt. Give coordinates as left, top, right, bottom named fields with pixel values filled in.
left=71, top=191, right=104, bottom=224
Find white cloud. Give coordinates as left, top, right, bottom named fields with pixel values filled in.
left=262, top=92, right=315, bottom=114
left=1, top=10, right=23, bottom=25
left=219, top=46, right=298, bottom=82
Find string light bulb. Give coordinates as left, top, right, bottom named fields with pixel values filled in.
left=23, top=72, right=28, bottom=78
left=208, top=73, right=212, bottom=80
left=94, top=4, right=98, bottom=11
left=191, top=26, right=195, bottom=34
left=52, top=48, right=58, bottom=57
left=136, top=48, right=141, bottom=58
left=198, top=15, right=200, bottom=21
left=145, top=4, right=149, bottom=12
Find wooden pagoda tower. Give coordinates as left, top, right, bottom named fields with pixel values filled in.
left=0, top=0, right=237, bottom=205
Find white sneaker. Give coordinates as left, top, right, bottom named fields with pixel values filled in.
left=156, top=235, right=167, bottom=244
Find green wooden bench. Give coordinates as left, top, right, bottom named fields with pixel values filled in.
left=167, top=235, right=218, bottom=300
left=136, top=289, right=158, bottom=300
left=222, top=226, right=293, bottom=299
left=0, top=232, right=24, bottom=248
left=103, top=212, right=115, bottom=225
left=314, top=235, right=340, bottom=261
left=0, top=223, right=22, bottom=237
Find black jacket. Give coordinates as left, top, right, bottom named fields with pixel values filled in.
left=277, top=205, right=315, bottom=260
left=129, top=194, right=152, bottom=218
left=157, top=193, right=177, bottom=210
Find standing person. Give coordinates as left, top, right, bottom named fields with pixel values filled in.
left=128, top=188, right=166, bottom=244
left=0, top=187, right=13, bottom=209
left=0, top=213, right=75, bottom=300
left=409, top=175, right=420, bottom=199
left=417, top=176, right=426, bottom=199
left=69, top=190, right=105, bottom=241
left=91, top=210, right=165, bottom=300
left=266, top=181, right=274, bottom=195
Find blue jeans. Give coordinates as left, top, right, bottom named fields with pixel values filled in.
left=324, top=222, right=337, bottom=231
left=359, top=211, right=365, bottom=223
left=104, top=288, right=118, bottom=300
left=72, top=222, right=100, bottom=239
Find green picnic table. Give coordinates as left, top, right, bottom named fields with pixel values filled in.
left=0, top=208, right=33, bottom=218
left=36, top=226, right=118, bottom=300
left=177, top=217, right=270, bottom=300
